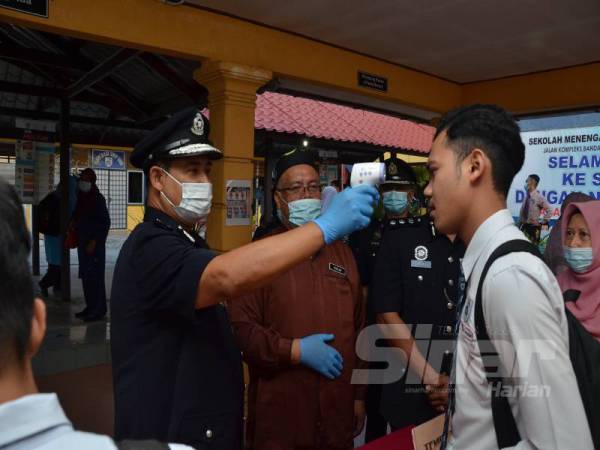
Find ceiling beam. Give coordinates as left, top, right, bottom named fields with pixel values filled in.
left=138, top=52, right=207, bottom=105
left=0, top=80, right=144, bottom=119
left=67, top=47, right=140, bottom=98
left=0, top=126, right=142, bottom=148
left=99, top=77, right=150, bottom=118
left=0, top=31, right=147, bottom=120
left=0, top=28, right=79, bottom=87
left=0, top=80, right=66, bottom=97
left=0, top=106, right=152, bottom=129
left=0, top=43, right=87, bottom=71
left=30, top=32, right=150, bottom=119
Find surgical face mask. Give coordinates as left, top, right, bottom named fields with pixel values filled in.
left=383, top=191, right=408, bottom=215
left=161, top=168, right=212, bottom=224
left=78, top=180, right=92, bottom=193
left=564, top=246, right=593, bottom=273
left=278, top=198, right=321, bottom=227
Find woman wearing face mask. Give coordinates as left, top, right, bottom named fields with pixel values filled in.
left=72, top=168, right=111, bottom=321
left=557, top=200, right=600, bottom=342
left=543, top=192, right=592, bottom=275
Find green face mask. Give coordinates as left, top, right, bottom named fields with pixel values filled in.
left=382, top=191, right=408, bottom=214
left=278, top=198, right=322, bottom=226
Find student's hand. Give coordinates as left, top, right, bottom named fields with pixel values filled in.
left=353, top=400, right=366, bottom=437
left=425, top=373, right=450, bottom=413
left=313, top=185, right=379, bottom=244
left=298, top=334, right=344, bottom=379
left=85, top=240, right=97, bottom=256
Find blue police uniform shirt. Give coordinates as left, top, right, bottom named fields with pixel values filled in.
left=110, top=207, right=243, bottom=449
left=348, top=217, right=386, bottom=326
left=370, top=216, right=465, bottom=429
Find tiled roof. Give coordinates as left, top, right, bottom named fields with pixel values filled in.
left=255, top=91, right=434, bottom=154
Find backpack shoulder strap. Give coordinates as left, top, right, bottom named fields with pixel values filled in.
left=474, top=239, right=542, bottom=449
left=115, top=440, right=171, bottom=450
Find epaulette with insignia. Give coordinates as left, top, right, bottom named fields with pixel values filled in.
left=154, top=218, right=174, bottom=231
left=177, top=225, right=196, bottom=244
left=386, top=217, right=422, bottom=229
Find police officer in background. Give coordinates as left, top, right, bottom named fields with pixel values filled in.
left=369, top=157, right=465, bottom=431
left=109, top=108, right=379, bottom=449
left=348, top=157, right=411, bottom=441
left=349, top=156, right=430, bottom=440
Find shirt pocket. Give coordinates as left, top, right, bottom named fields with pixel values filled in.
left=323, top=273, right=354, bottom=328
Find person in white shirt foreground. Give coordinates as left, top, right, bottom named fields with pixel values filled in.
left=423, top=104, right=593, bottom=450
left=0, top=178, right=191, bottom=450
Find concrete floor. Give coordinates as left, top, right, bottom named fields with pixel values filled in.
left=32, top=230, right=127, bottom=377
left=30, top=231, right=127, bottom=436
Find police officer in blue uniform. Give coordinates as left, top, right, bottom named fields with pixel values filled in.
left=367, top=157, right=465, bottom=431
left=349, top=157, right=430, bottom=440
left=109, top=107, right=379, bottom=449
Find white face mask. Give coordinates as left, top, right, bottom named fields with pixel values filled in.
left=160, top=168, right=212, bottom=224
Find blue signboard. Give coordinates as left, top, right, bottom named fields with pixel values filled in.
left=92, top=150, right=126, bottom=171
left=508, top=126, right=600, bottom=223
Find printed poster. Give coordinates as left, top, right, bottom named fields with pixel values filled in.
left=226, top=179, right=252, bottom=226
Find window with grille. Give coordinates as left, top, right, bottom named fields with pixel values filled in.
left=96, top=169, right=127, bottom=229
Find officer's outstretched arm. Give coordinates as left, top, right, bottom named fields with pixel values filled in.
left=377, top=312, right=442, bottom=387
left=197, top=185, right=379, bottom=309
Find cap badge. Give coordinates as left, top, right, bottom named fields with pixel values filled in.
left=191, top=112, right=205, bottom=136
left=388, top=162, right=398, bottom=175
left=415, top=245, right=429, bottom=261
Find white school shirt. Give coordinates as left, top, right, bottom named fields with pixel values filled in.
left=0, top=393, right=193, bottom=450
left=447, top=209, right=592, bottom=450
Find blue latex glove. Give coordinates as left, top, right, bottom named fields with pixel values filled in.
left=313, top=184, right=379, bottom=244
left=299, top=334, right=344, bottom=380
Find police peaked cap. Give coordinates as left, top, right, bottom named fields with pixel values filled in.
left=383, top=156, right=417, bottom=185
left=130, top=107, right=223, bottom=170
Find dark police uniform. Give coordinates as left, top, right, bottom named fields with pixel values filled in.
left=110, top=108, right=243, bottom=449
left=349, top=217, right=385, bottom=322
left=348, top=216, right=388, bottom=442
left=371, top=216, right=464, bottom=429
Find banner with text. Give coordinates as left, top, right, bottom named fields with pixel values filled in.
left=508, top=126, right=600, bottom=222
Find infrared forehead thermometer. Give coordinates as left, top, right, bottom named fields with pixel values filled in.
left=350, top=162, right=385, bottom=187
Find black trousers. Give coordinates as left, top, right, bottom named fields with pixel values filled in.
left=365, top=383, right=388, bottom=442
left=39, top=264, right=61, bottom=291
left=78, top=241, right=107, bottom=317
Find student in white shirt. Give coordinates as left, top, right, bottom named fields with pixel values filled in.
left=423, top=104, right=593, bottom=449
left=0, top=178, right=191, bottom=450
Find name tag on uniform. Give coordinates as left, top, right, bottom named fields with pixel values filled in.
left=411, top=259, right=432, bottom=269
left=328, top=263, right=347, bottom=276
